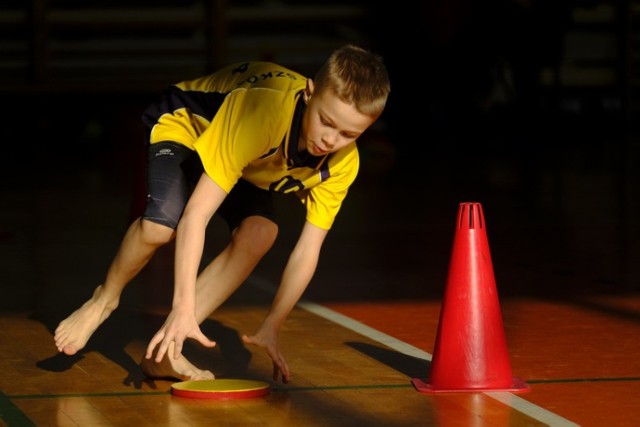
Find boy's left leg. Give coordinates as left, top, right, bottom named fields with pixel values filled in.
left=140, top=215, right=278, bottom=380
left=195, top=215, right=278, bottom=322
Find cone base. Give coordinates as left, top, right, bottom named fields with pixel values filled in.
left=411, top=377, right=530, bottom=394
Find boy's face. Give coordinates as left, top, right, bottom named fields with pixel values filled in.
left=300, top=84, right=376, bottom=157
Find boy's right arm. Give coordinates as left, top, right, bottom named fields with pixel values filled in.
left=146, top=173, right=226, bottom=362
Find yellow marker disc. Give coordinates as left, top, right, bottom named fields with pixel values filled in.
left=171, top=379, right=270, bottom=400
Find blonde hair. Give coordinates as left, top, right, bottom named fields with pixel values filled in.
left=314, top=44, right=390, bottom=118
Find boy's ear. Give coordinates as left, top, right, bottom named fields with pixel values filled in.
left=304, top=79, right=315, bottom=103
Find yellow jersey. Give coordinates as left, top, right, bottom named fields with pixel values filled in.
left=142, top=61, right=359, bottom=230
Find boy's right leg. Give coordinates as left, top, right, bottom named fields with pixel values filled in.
left=54, top=218, right=175, bottom=355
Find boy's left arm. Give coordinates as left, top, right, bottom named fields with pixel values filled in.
left=242, top=220, right=328, bottom=383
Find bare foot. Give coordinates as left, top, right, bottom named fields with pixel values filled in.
left=140, top=347, right=215, bottom=381
left=54, top=285, right=118, bottom=355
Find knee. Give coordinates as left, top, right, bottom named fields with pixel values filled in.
left=232, top=216, right=278, bottom=257
left=139, top=219, right=176, bottom=246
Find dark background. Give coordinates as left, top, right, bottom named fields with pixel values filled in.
left=1, top=0, right=638, bottom=310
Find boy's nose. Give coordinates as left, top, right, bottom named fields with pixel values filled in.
left=322, top=130, right=338, bottom=149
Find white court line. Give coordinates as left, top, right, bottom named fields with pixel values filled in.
left=248, top=275, right=580, bottom=427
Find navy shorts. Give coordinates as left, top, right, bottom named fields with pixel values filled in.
left=143, top=141, right=277, bottom=230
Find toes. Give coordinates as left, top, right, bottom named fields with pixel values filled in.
left=191, top=370, right=214, bottom=381
left=62, top=345, right=78, bottom=356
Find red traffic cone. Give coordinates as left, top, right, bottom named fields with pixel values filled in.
left=412, top=202, right=529, bottom=393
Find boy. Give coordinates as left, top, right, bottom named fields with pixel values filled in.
left=54, top=44, right=390, bottom=384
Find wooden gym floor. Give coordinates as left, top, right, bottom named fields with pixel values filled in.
left=1, top=109, right=639, bottom=426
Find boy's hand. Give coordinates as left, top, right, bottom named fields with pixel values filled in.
left=145, top=308, right=216, bottom=362
left=242, top=326, right=290, bottom=384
